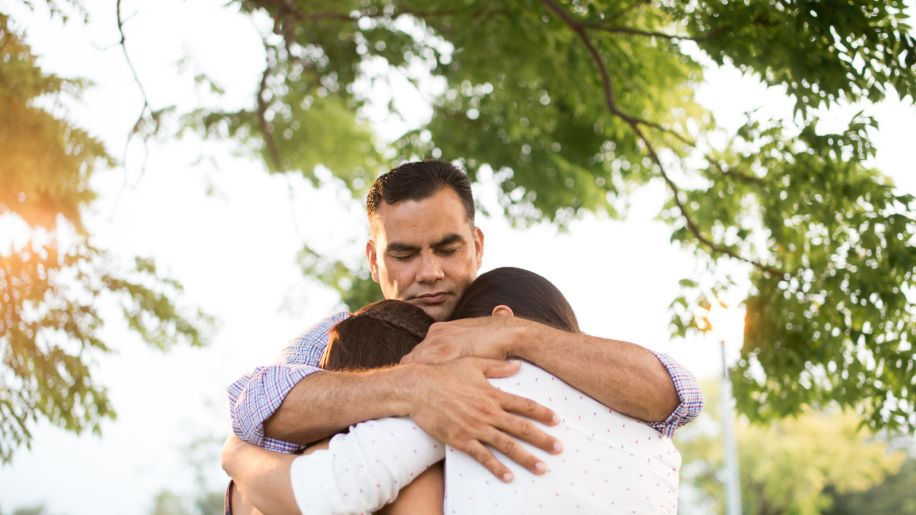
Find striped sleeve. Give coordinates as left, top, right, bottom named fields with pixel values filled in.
left=227, top=312, right=350, bottom=452
left=647, top=352, right=704, bottom=437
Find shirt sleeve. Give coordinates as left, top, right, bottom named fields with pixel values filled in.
left=227, top=312, right=350, bottom=452
left=290, top=417, right=444, bottom=515
left=647, top=352, right=704, bottom=437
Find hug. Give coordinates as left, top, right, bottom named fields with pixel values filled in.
left=223, top=160, right=703, bottom=514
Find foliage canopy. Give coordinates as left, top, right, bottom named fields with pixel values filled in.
left=0, top=12, right=211, bottom=462
left=676, top=381, right=907, bottom=514
left=825, top=455, right=916, bottom=515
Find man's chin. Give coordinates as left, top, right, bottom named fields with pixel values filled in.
left=408, top=299, right=454, bottom=321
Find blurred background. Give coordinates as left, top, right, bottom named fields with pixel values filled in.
left=1, top=1, right=914, bottom=514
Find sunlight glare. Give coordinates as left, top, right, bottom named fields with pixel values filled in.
left=700, top=301, right=747, bottom=347
left=0, top=214, right=34, bottom=253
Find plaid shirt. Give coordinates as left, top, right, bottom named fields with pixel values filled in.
left=227, top=312, right=703, bottom=453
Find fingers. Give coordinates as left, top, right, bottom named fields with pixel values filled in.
left=401, top=345, right=455, bottom=365
left=400, top=343, right=431, bottom=364
left=499, top=391, right=560, bottom=427
left=495, top=411, right=563, bottom=459
left=464, top=440, right=514, bottom=482
left=411, top=357, right=562, bottom=481
left=476, top=358, right=521, bottom=378
left=482, top=428, right=550, bottom=476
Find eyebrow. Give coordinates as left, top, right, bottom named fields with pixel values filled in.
left=385, top=233, right=465, bottom=254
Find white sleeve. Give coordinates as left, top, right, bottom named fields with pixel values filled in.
left=289, top=417, right=444, bottom=515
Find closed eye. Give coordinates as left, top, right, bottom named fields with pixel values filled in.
left=389, top=253, right=415, bottom=261
left=437, top=246, right=460, bottom=255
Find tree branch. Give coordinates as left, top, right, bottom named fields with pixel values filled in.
left=257, top=43, right=282, bottom=172
left=250, top=0, right=474, bottom=23
left=711, top=161, right=765, bottom=185
left=541, top=0, right=784, bottom=278
left=112, top=0, right=157, bottom=216
left=581, top=21, right=727, bottom=43
left=300, top=8, right=471, bottom=21
left=636, top=125, right=785, bottom=277
left=541, top=1, right=693, bottom=148
left=603, top=0, right=651, bottom=23
left=116, top=0, right=152, bottom=153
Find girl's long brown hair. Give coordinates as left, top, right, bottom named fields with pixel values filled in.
left=320, top=299, right=435, bottom=370
left=449, top=267, right=579, bottom=332
left=321, top=267, right=578, bottom=370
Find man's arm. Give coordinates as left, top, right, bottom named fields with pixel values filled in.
left=401, top=317, right=703, bottom=433
left=229, top=317, right=566, bottom=479
left=263, top=358, right=563, bottom=479
left=227, top=312, right=348, bottom=452
left=261, top=366, right=412, bottom=444
left=511, top=322, right=681, bottom=422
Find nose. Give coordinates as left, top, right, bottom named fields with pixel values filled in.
left=416, top=250, right=445, bottom=284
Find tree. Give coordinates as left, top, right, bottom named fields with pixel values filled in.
left=145, top=431, right=227, bottom=515
left=297, top=245, right=382, bottom=310
left=196, top=0, right=912, bottom=430
left=0, top=12, right=211, bottom=462
left=147, top=491, right=194, bottom=515
left=676, top=382, right=906, bottom=515
left=0, top=506, right=51, bottom=515
left=825, top=455, right=916, bottom=515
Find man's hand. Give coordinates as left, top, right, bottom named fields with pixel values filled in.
left=401, top=316, right=524, bottom=364
left=402, top=357, right=563, bottom=482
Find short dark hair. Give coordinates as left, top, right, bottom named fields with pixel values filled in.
left=320, top=300, right=435, bottom=370
left=449, top=267, right=580, bottom=332
left=366, top=160, right=475, bottom=223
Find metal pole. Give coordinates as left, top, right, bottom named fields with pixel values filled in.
left=721, top=338, right=742, bottom=515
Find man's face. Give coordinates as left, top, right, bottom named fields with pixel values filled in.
left=366, top=187, right=484, bottom=321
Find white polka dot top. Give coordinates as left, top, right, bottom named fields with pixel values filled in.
left=289, top=363, right=680, bottom=514
left=443, top=362, right=681, bottom=514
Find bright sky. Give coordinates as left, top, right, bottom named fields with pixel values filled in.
left=1, top=1, right=913, bottom=513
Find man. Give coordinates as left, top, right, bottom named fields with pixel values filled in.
left=227, top=160, right=702, bottom=483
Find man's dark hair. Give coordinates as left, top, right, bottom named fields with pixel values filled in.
left=366, top=160, right=475, bottom=223
left=449, top=267, right=580, bottom=333
left=320, top=300, right=435, bottom=370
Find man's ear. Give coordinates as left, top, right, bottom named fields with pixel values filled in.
left=491, top=304, right=514, bottom=317
left=473, top=226, right=485, bottom=269
left=366, top=240, right=380, bottom=283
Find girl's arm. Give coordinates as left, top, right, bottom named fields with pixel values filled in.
left=290, top=417, right=444, bottom=514
left=222, top=435, right=298, bottom=515
left=223, top=416, right=444, bottom=515
left=378, top=463, right=445, bottom=515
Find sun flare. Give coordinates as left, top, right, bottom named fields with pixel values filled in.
left=0, top=214, right=36, bottom=253
left=698, top=302, right=747, bottom=345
